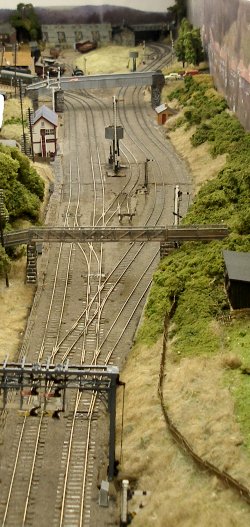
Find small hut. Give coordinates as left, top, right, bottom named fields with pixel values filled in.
left=155, top=103, right=177, bottom=125
left=223, top=250, right=250, bottom=309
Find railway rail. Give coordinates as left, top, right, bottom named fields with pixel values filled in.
left=1, top=43, right=176, bottom=526
left=0, top=41, right=241, bottom=527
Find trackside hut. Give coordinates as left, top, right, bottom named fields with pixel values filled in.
left=223, top=250, right=250, bottom=309
left=155, top=103, right=177, bottom=125
left=32, top=105, right=58, bottom=158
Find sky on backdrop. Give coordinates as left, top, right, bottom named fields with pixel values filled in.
left=0, top=0, right=174, bottom=12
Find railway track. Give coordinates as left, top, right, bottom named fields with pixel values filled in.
left=0, top=44, right=192, bottom=527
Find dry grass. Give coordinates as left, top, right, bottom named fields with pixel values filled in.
left=0, top=162, right=53, bottom=362
left=166, top=125, right=227, bottom=192
left=222, top=354, right=243, bottom=370
left=2, top=96, right=32, bottom=122
left=34, top=161, right=55, bottom=219
left=116, top=340, right=250, bottom=526
left=1, top=96, right=32, bottom=142
left=73, top=45, right=143, bottom=75
left=0, top=258, right=34, bottom=362
left=164, top=354, right=249, bottom=475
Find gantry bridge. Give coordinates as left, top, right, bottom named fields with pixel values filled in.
left=26, top=71, right=165, bottom=108
left=26, top=71, right=165, bottom=92
left=4, top=225, right=229, bottom=247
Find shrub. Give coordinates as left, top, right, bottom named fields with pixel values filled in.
left=0, top=147, right=44, bottom=223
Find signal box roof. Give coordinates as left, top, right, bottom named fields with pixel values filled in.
left=223, top=250, right=250, bottom=283
left=33, top=105, right=58, bottom=127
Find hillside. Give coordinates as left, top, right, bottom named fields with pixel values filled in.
left=0, top=6, right=169, bottom=25
left=115, top=73, right=250, bottom=525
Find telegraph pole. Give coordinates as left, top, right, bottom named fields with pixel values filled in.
left=28, top=107, right=35, bottom=161
left=113, top=96, right=118, bottom=173
left=144, top=158, right=151, bottom=191
left=170, top=30, right=174, bottom=63
left=19, top=80, right=27, bottom=155
left=0, top=189, right=9, bottom=287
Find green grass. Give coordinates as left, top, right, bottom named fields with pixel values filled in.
left=136, top=71, right=250, bottom=446
left=136, top=71, right=250, bottom=387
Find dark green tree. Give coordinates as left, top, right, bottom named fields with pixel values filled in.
left=10, top=3, right=42, bottom=42
left=191, top=28, right=204, bottom=65
left=175, top=18, right=191, bottom=66
left=168, top=0, right=187, bottom=24
left=175, top=18, right=204, bottom=67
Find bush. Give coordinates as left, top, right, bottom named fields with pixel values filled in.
left=0, top=246, right=10, bottom=277
left=0, top=147, right=44, bottom=222
left=137, top=76, right=250, bottom=351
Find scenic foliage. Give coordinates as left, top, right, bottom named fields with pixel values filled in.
left=10, top=3, right=42, bottom=41
left=168, top=0, right=187, bottom=24
left=0, top=145, right=44, bottom=224
left=137, top=75, right=250, bottom=349
left=175, top=18, right=204, bottom=66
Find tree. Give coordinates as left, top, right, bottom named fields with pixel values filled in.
left=175, top=19, right=191, bottom=66
left=175, top=18, right=204, bottom=67
left=0, top=147, right=44, bottom=222
left=168, top=0, right=187, bottom=25
left=10, top=3, right=42, bottom=42
left=191, top=28, right=204, bottom=65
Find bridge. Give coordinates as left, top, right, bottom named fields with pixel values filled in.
left=26, top=71, right=164, bottom=92
left=26, top=71, right=165, bottom=108
left=4, top=225, right=229, bottom=247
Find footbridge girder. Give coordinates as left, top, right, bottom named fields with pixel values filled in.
left=4, top=225, right=229, bottom=247
left=26, top=71, right=165, bottom=92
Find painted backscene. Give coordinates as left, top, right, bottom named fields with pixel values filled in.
left=188, top=0, right=250, bottom=129
left=0, top=0, right=174, bottom=18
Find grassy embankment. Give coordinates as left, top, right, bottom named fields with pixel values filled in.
left=0, top=97, right=52, bottom=361
left=115, top=73, right=250, bottom=526
left=136, top=74, right=250, bottom=448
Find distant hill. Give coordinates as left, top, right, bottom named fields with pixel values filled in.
left=36, top=5, right=168, bottom=25
left=0, top=9, right=12, bottom=23
left=0, top=5, right=169, bottom=26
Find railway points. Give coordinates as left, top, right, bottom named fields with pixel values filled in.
left=1, top=41, right=239, bottom=527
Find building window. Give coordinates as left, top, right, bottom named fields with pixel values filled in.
left=75, top=31, right=83, bottom=41
left=43, top=32, right=49, bottom=42
left=45, top=129, right=55, bottom=135
left=57, top=32, right=66, bottom=43
left=92, top=31, right=100, bottom=42
left=41, top=121, right=45, bottom=127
